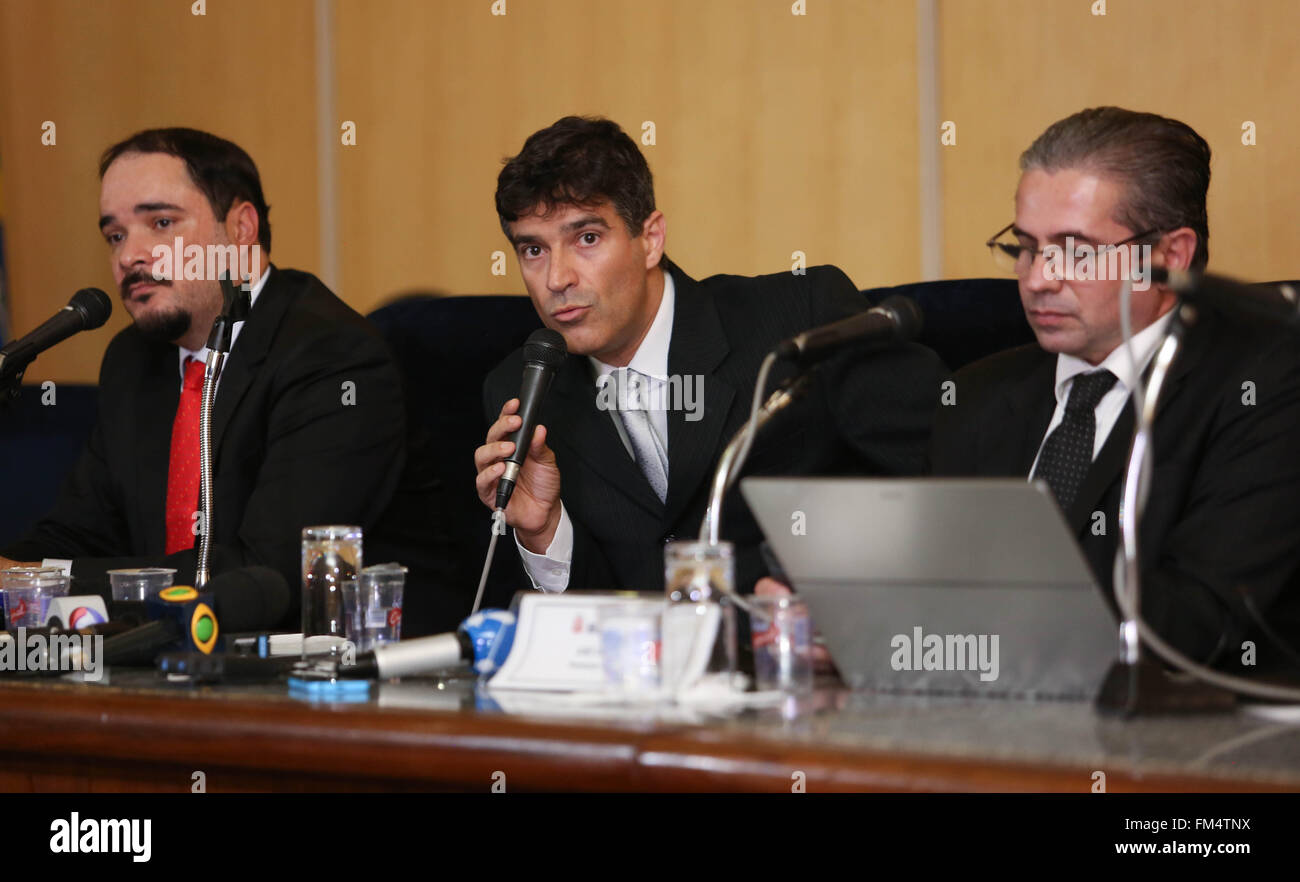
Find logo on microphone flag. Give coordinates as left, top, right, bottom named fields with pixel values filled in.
left=67, top=605, right=107, bottom=629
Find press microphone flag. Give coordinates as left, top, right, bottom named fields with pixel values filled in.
left=0, top=288, right=112, bottom=382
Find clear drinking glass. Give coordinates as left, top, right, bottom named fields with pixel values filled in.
left=106, top=567, right=177, bottom=603
left=598, top=598, right=664, bottom=694
left=749, top=594, right=814, bottom=692
left=301, top=526, right=363, bottom=649
left=1, top=566, right=70, bottom=628
left=661, top=541, right=739, bottom=694
left=347, top=563, right=406, bottom=652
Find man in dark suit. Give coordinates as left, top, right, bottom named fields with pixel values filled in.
left=2, top=128, right=461, bottom=635
left=932, top=107, right=1300, bottom=672
left=474, top=116, right=946, bottom=597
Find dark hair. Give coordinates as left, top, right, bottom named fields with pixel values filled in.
left=495, top=116, right=655, bottom=238
left=99, top=127, right=272, bottom=253
left=1020, top=107, right=1210, bottom=271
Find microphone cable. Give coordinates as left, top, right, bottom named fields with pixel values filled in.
left=472, top=508, right=507, bottom=616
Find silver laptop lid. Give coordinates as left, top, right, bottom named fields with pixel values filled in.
left=741, top=477, right=1117, bottom=699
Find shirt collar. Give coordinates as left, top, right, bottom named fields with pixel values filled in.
left=1053, top=306, right=1178, bottom=402
left=178, top=266, right=271, bottom=376
left=589, top=270, right=676, bottom=387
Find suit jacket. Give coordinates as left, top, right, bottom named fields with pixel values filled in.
left=931, top=308, right=1300, bottom=671
left=6, top=267, right=464, bottom=635
left=483, top=259, right=949, bottom=598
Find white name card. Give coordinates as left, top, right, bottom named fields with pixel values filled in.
left=487, top=593, right=620, bottom=692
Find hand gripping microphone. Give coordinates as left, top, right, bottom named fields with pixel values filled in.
left=0, top=288, right=112, bottom=382
left=775, top=294, right=923, bottom=363
left=495, top=328, right=568, bottom=510
left=341, top=609, right=517, bottom=679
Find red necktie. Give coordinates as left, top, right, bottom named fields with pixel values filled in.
left=165, top=357, right=206, bottom=554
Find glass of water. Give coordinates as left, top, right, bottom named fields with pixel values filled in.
left=661, top=541, right=739, bottom=694
left=301, top=526, right=363, bottom=649
left=749, top=594, right=814, bottom=692
left=598, top=598, right=664, bottom=694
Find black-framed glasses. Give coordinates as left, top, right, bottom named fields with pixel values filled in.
left=985, top=222, right=1160, bottom=276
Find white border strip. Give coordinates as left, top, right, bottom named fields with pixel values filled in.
left=916, top=0, right=942, bottom=281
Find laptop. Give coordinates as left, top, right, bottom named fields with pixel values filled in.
left=741, top=477, right=1119, bottom=700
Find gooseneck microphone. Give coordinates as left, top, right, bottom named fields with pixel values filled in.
left=775, top=294, right=923, bottom=363
left=0, top=288, right=112, bottom=382
left=1154, top=268, right=1300, bottom=329
left=495, top=328, right=568, bottom=510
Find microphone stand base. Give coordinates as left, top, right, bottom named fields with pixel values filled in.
left=1095, top=657, right=1236, bottom=717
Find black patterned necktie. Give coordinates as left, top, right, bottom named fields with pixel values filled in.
left=1031, top=369, right=1118, bottom=512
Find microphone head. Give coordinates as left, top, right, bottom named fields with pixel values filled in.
left=458, top=609, right=517, bottom=676
left=877, top=294, right=923, bottom=341
left=206, top=566, right=291, bottom=631
left=68, top=288, right=112, bottom=329
left=523, top=327, right=568, bottom=370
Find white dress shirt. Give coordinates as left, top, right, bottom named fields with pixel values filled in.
left=515, top=272, right=677, bottom=592
left=1029, top=307, right=1178, bottom=476
left=42, top=268, right=270, bottom=575
left=176, top=267, right=270, bottom=385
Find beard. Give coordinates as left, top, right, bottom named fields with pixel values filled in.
left=120, top=270, right=192, bottom=342
left=134, top=305, right=192, bottom=343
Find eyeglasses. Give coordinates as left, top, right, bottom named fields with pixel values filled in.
left=985, top=222, right=1160, bottom=276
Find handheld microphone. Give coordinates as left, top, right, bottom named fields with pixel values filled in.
left=775, top=294, right=923, bottom=363
left=341, top=609, right=516, bottom=679
left=0, top=288, right=112, bottom=381
left=495, top=328, right=567, bottom=510
left=1154, top=268, right=1300, bottom=329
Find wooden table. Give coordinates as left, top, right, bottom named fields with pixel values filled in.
left=0, top=672, right=1297, bottom=792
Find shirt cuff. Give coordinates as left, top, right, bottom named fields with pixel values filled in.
left=515, top=505, right=573, bottom=593
left=41, top=559, right=73, bottom=575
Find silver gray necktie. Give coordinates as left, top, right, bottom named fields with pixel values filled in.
left=609, top=367, right=669, bottom=503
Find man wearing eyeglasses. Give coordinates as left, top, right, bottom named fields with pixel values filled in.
left=932, top=106, right=1300, bottom=672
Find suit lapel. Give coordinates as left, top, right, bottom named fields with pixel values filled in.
left=211, top=266, right=293, bottom=457
left=663, top=263, right=734, bottom=528
left=1066, top=313, right=1204, bottom=532
left=140, top=343, right=182, bottom=554
left=549, top=356, right=664, bottom=518
left=1068, top=403, right=1133, bottom=531
left=992, top=350, right=1057, bottom=476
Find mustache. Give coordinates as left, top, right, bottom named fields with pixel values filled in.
left=119, top=270, right=172, bottom=299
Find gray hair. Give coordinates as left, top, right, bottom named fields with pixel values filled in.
left=1020, top=107, right=1210, bottom=271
